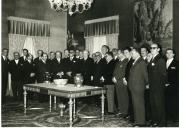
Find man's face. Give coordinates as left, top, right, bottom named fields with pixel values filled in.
left=14, top=53, right=20, bottom=60
left=23, top=50, right=28, bottom=56
left=95, top=52, right=102, bottom=61
left=75, top=50, right=80, bottom=56
left=112, top=49, right=118, bottom=57
left=141, top=48, right=148, bottom=58
left=79, top=51, right=83, bottom=58
left=2, top=49, right=8, bottom=57
left=131, top=50, right=138, bottom=60
left=83, top=51, right=89, bottom=59
left=69, top=50, right=75, bottom=57
left=101, top=46, right=108, bottom=55
left=166, top=50, right=174, bottom=59
left=38, top=51, right=43, bottom=57
left=64, top=50, right=69, bottom=57
left=27, top=55, right=33, bottom=61
left=124, top=50, right=131, bottom=59
left=50, top=52, right=55, bottom=59
left=56, top=52, right=62, bottom=58
left=42, top=54, right=48, bottom=61
left=150, top=44, right=159, bottom=55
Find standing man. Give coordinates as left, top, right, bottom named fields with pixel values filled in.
left=101, top=45, right=109, bottom=64
left=102, top=52, right=116, bottom=114
left=148, top=43, right=166, bottom=126
left=165, top=48, right=178, bottom=122
left=34, top=50, right=43, bottom=65
left=9, top=52, right=23, bottom=101
left=128, top=48, right=148, bottom=126
left=140, top=46, right=149, bottom=63
left=80, top=50, right=94, bottom=85
left=112, top=48, right=119, bottom=63
left=1, top=48, right=10, bottom=103
left=113, top=49, right=129, bottom=117
left=19, top=49, right=28, bottom=63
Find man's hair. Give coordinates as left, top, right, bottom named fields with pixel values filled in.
left=123, top=46, right=132, bottom=52
left=166, top=48, right=176, bottom=55
left=23, top=49, right=28, bottom=52
left=56, top=51, right=62, bottom=56
left=102, top=45, right=110, bottom=52
left=13, top=52, right=20, bottom=55
left=2, top=48, right=9, bottom=52
left=106, top=52, right=113, bottom=58
left=132, top=47, right=140, bottom=54
left=140, top=45, right=149, bottom=53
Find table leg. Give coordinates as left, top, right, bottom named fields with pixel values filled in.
left=54, top=96, right=57, bottom=110
left=49, top=95, right=52, bottom=112
left=73, top=99, right=76, bottom=118
left=101, top=91, right=105, bottom=124
left=69, top=98, right=73, bottom=127
left=23, top=88, right=27, bottom=115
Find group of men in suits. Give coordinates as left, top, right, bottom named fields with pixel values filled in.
left=1, top=43, right=178, bottom=126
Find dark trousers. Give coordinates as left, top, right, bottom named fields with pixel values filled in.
left=130, top=89, right=145, bottom=125
left=11, top=81, right=23, bottom=101
left=115, top=83, right=129, bottom=115
left=128, top=87, right=134, bottom=121
left=150, top=89, right=166, bottom=126
left=145, top=89, right=151, bottom=121
left=165, top=85, right=178, bottom=121
left=2, top=76, right=8, bottom=103
left=104, top=85, right=116, bottom=113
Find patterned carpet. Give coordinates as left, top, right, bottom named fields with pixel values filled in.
left=1, top=98, right=133, bottom=127
left=2, top=98, right=179, bottom=127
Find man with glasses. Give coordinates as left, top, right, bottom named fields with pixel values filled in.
left=148, top=43, right=166, bottom=126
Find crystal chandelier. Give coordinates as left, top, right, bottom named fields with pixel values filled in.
left=48, top=0, right=93, bottom=16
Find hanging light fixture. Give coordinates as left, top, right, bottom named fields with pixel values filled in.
left=48, top=0, right=93, bottom=16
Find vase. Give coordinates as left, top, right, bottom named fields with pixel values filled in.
left=74, top=73, right=84, bottom=87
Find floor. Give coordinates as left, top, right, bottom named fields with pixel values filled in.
left=1, top=97, right=179, bottom=127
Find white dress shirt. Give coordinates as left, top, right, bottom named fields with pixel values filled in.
left=166, top=58, right=173, bottom=69
left=15, top=59, right=19, bottom=64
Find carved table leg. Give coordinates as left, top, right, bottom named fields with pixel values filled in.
left=49, top=95, right=52, bottom=112
left=54, top=96, right=57, bottom=110
left=73, top=99, right=76, bottom=118
left=23, top=88, right=27, bottom=115
left=69, top=98, right=73, bottom=127
left=101, top=90, right=105, bottom=124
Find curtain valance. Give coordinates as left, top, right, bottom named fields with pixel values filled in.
left=7, top=16, right=50, bottom=37
left=84, top=15, right=119, bottom=37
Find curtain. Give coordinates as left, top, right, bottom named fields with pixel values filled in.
left=7, top=16, right=50, bottom=37
left=106, top=34, right=118, bottom=50
left=8, top=34, right=49, bottom=59
left=93, top=36, right=107, bottom=53
left=84, top=15, right=119, bottom=37
left=85, top=37, right=94, bottom=55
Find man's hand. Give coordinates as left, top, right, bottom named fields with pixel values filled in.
left=112, top=77, right=117, bottom=83
left=66, top=71, right=72, bottom=77
left=30, top=73, right=35, bottom=77
left=123, top=78, right=127, bottom=86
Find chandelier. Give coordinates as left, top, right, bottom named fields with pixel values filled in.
left=48, top=0, right=93, bottom=16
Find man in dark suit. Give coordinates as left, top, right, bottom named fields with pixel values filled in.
left=113, top=49, right=129, bottom=117
left=124, top=47, right=134, bottom=121
left=52, top=51, right=65, bottom=79
left=34, top=50, right=43, bottom=65
left=19, top=49, right=28, bottom=64
left=9, top=52, right=23, bottom=101
left=148, top=43, right=166, bottom=126
left=102, top=52, right=116, bottom=114
left=101, top=45, right=109, bottom=65
left=165, top=48, right=178, bottom=122
left=80, top=50, right=94, bottom=85
left=128, top=48, right=148, bottom=126
left=140, top=46, right=151, bottom=121
left=64, top=50, right=79, bottom=83
left=1, top=48, right=10, bottom=103
left=93, top=52, right=106, bottom=87
left=112, top=48, right=119, bottom=63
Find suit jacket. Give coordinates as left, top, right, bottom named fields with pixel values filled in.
left=35, top=60, right=51, bottom=83
left=80, top=57, right=94, bottom=84
left=125, top=58, right=134, bottom=82
left=103, top=59, right=116, bottom=85
left=148, top=54, right=167, bottom=91
left=19, top=56, right=27, bottom=64
left=52, top=58, right=65, bottom=78
left=166, top=59, right=178, bottom=86
left=22, top=60, right=36, bottom=83
left=34, top=57, right=41, bottom=65
left=93, top=59, right=106, bottom=86
left=113, top=58, right=128, bottom=85
left=9, top=59, right=23, bottom=82
left=64, top=57, right=79, bottom=75
left=128, top=57, right=148, bottom=92
left=2, top=56, right=9, bottom=80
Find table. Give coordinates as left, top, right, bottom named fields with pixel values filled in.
left=23, top=83, right=106, bottom=127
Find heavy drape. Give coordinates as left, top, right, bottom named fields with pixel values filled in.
left=85, top=16, right=119, bottom=54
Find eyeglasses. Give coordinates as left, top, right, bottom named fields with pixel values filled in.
left=150, top=47, right=158, bottom=49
